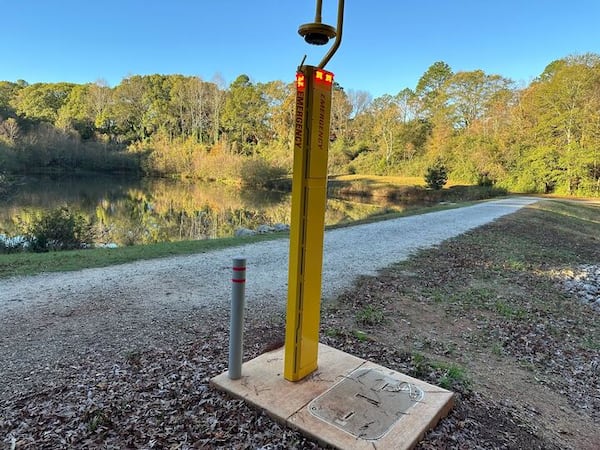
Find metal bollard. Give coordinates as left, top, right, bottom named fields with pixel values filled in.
left=228, top=257, right=246, bottom=379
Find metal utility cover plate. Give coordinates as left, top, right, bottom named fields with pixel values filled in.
left=308, top=367, right=424, bottom=440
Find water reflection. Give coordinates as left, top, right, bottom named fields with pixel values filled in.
left=0, top=175, right=402, bottom=246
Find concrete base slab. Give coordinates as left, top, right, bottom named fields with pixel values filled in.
left=211, top=344, right=454, bottom=450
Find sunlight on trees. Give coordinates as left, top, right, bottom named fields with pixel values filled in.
left=1, top=53, right=599, bottom=196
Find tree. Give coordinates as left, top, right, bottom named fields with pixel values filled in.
left=180, top=76, right=213, bottom=143
left=330, top=83, right=353, bottom=145
left=88, top=80, right=115, bottom=138
left=56, top=84, right=95, bottom=138
left=210, top=74, right=226, bottom=145
left=347, top=89, right=372, bottom=119
left=445, top=70, right=513, bottom=129
left=395, top=88, right=418, bottom=123
left=220, top=75, right=268, bottom=152
left=398, top=118, right=430, bottom=162
left=370, top=94, right=401, bottom=168
left=0, top=117, right=21, bottom=143
left=425, top=163, right=448, bottom=190
left=139, top=74, right=177, bottom=138
left=344, top=90, right=375, bottom=163
left=261, top=79, right=295, bottom=149
left=12, top=82, right=75, bottom=123
left=0, top=81, right=22, bottom=117
left=110, top=76, right=147, bottom=142
left=516, top=54, right=600, bottom=194
left=416, top=61, right=453, bottom=118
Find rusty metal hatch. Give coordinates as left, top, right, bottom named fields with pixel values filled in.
left=308, top=368, right=424, bottom=440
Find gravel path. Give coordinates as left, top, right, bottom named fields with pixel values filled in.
left=1, top=197, right=538, bottom=316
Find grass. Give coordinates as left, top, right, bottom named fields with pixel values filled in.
left=340, top=198, right=598, bottom=374
left=355, top=305, right=385, bottom=326
left=504, top=258, right=527, bottom=271
left=324, top=327, right=343, bottom=338
left=408, top=352, right=470, bottom=389
left=493, top=300, right=526, bottom=319
left=428, top=285, right=529, bottom=319
left=328, top=175, right=509, bottom=207
left=410, top=351, right=429, bottom=378
left=415, top=199, right=598, bottom=358
left=433, top=362, right=470, bottom=390
left=0, top=233, right=282, bottom=279
left=84, top=409, right=110, bottom=432
left=491, top=342, right=504, bottom=357
left=535, top=198, right=600, bottom=223
left=329, top=174, right=468, bottom=188
left=352, top=330, right=368, bottom=341
left=582, top=336, right=600, bottom=351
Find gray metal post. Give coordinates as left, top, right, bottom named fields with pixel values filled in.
left=228, top=257, right=246, bottom=379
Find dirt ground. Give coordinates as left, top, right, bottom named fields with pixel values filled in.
left=323, top=204, right=599, bottom=449
left=1, top=202, right=599, bottom=449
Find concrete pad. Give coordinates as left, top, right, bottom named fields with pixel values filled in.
left=211, top=344, right=454, bottom=450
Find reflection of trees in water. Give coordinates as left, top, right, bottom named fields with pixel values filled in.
left=168, top=207, right=271, bottom=241
left=142, top=178, right=287, bottom=213
left=3, top=176, right=415, bottom=246
left=94, top=185, right=292, bottom=245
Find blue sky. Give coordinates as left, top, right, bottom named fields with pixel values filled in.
left=3, top=1, right=599, bottom=97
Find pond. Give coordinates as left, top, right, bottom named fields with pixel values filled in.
left=0, top=175, right=408, bottom=247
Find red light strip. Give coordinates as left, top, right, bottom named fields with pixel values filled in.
left=296, top=73, right=306, bottom=91
left=314, top=69, right=334, bottom=85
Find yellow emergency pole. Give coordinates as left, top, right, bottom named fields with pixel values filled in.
left=284, top=66, right=335, bottom=381
left=284, top=0, right=344, bottom=382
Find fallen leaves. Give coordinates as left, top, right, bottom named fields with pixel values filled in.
left=1, top=328, right=321, bottom=449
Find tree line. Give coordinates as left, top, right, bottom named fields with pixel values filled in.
left=0, top=53, right=599, bottom=195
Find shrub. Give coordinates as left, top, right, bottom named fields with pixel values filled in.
left=477, top=173, right=494, bottom=187
left=442, top=185, right=508, bottom=201
left=424, top=164, right=448, bottom=190
left=240, top=158, right=288, bottom=189
left=20, top=207, right=95, bottom=252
